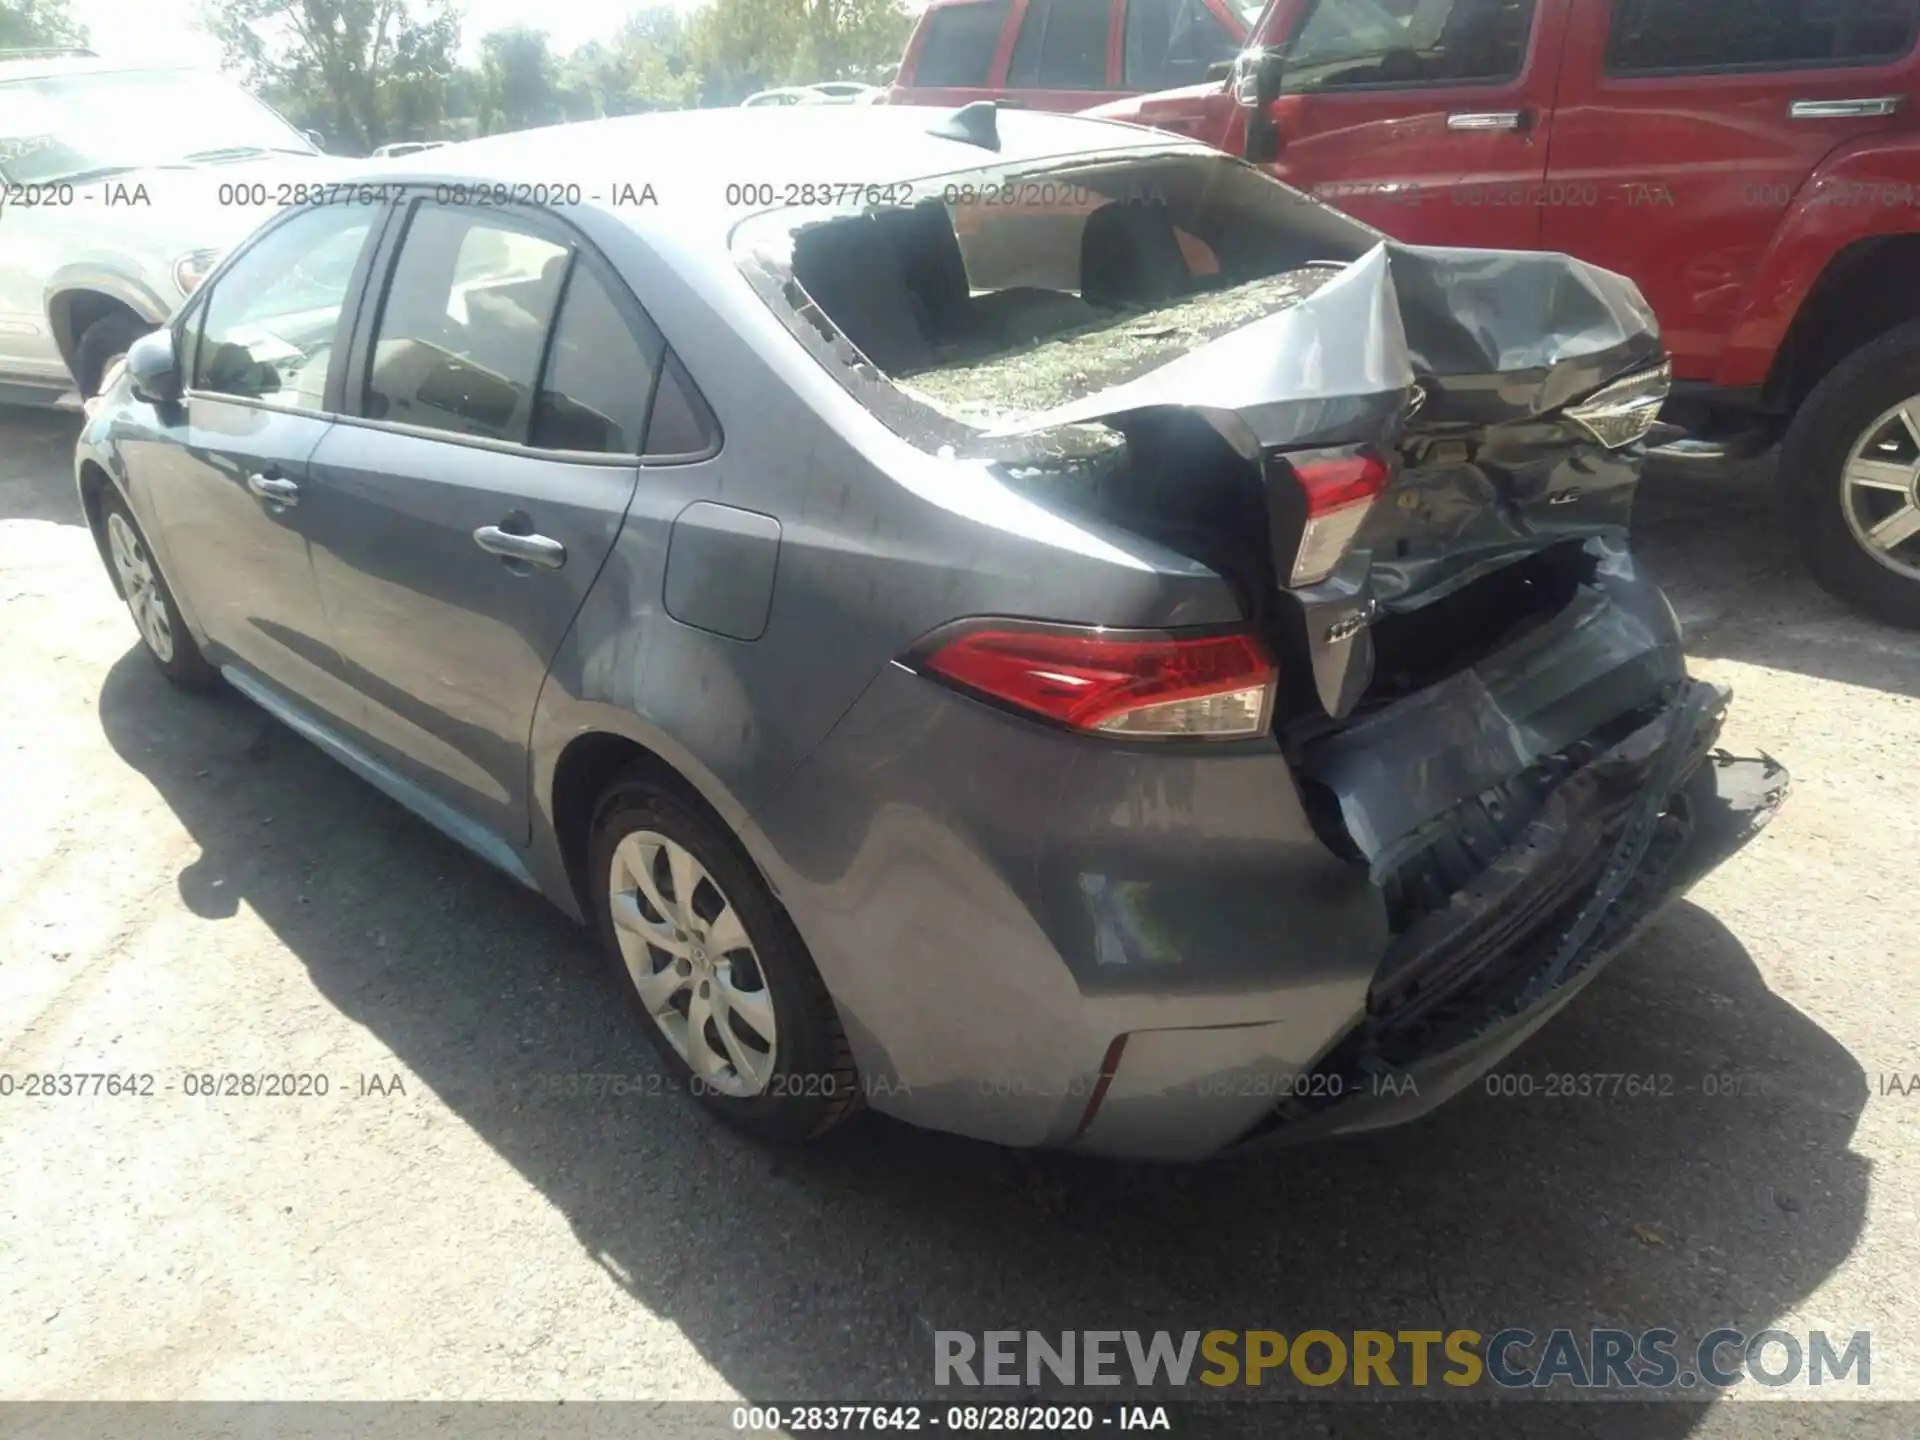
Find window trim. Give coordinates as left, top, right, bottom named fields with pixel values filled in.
left=176, top=197, right=400, bottom=418
left=1276, top=0, right=1543, bottom=95
left=1601, top=0, right=1920, bottom=79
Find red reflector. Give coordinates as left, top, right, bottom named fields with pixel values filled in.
left=1294, top=453, right=1391, bottom=515
left=919, top=625, right=1276, bottom=736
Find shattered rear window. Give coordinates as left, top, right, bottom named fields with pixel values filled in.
left=732, top=150, right=1377, bottom=446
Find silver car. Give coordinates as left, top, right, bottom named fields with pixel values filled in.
left=76, top=105, right=1787, bottom=1159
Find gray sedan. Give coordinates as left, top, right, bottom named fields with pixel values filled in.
left=75, top=105, right=1788, bottom=1159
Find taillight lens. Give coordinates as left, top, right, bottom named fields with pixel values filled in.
left=913, top=623, right=1278, bottom=740
left=1564, top=360, right=1672, bottom=449
left=1285, top=450, right=1392, bottom=587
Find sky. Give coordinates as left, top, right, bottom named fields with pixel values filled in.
left=66, top=0, right=744, bottom=71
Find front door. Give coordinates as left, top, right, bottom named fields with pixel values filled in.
left=140, top=202, right=381, bottom=722
left=302, top=199, right=656, bottom=844
left=1541, top=0, right=1920, bottom=383
left=1255, top=0, right=1572, bottom=245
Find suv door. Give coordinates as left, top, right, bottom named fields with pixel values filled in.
left=301, top=197, right=681, bottom=845
left=139, top=201, right=384, bottom=722
left=1122, top=0, right=1257, bottom=96
left=892, top=0, right=1020, bottom=107
left=1540, top=0, right=1920, bottom=383
left=1258, top=0, right=1570, bottom=244
left=1006, top=0, right=1132, bottom=110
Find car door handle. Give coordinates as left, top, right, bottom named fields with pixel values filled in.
left=1789, top=97, right=1903, bottom=119
left=1447, top=110, right=1530, bottom=132
left=473, top=525, right=566, bottom=569
left=245, top=471, right=300, bottom=506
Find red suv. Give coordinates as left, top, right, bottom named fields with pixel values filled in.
left=1089, top=0, right=1920, bottom=628
left=890, top=0, right=1260, bottom=112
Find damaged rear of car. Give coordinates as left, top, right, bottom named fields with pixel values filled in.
left=736, top=119, right=1787, bottom=1159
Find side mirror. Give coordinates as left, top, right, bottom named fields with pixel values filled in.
left=1232, top=48, right=1287, bottom=162
left=304, top=128, right=327, bottom=153
left=126, top=327, right=184, bottom=407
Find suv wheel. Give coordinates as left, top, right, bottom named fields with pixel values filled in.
left=1783, top=320, right=1920, bottom=628
left=99, top=491, right=219, bottom=690
left=75, top=311, right=152, bottom=400
left=587, top=770, right=858, bottom=1144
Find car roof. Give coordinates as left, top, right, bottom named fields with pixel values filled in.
left=0, top=56, right=204, bottom=83
left=358, top=105, right=1196, bottom=244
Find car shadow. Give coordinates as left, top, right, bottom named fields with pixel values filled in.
left=0, top=407, right=84, bottom=526
left=1635, top=457, right=1920, bottom=699
left=96, top=647, right=1870, bottom=1429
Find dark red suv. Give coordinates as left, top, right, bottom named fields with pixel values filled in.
left=890, top=0, right=1260, bottom=113
left=1089, top=0, right=1920, bottom=628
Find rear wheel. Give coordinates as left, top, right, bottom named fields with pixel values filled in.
left=587, top=770, right=858, bottom=1144
left=98, top=491, right=219, bottom=691
left=1782, top=321, right=1920, bottom=629
left=74, top=310, right=151, bottom=400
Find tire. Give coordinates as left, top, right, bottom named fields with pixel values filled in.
left=1781, top=320, right=1920, bottom=629
left=74, top=310, right=152, bottom=400
left=97, top=489, right=220, bottom=691
left=588, top=769, right=858, bottom=1144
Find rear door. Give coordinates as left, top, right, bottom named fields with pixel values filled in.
left=301, top=197, right=663, bottom=845
left=892, top=0, right=1020, bottom=107
left=1540, top=0, right=1920, bottom=382
left=1253, top=0, right=1572, bottom=245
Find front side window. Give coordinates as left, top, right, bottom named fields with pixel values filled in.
left=364, top=204, right=571, bottom=443
left=0, top=69, right=313, bottom=187
left=914, top=0, right=1014, bottom=85
left=1124, top=0, right=1245, bottom=87
left=193, top=206, right=374, bottom=407
left=1009, top=0, right=1115, bottom=88
left=1283, top=0, right=1538, bottom=91
left=1607, top=0, right=1920, bottom=75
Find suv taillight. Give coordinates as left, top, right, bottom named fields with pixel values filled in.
left=1279, top=449, right=1393, bottom=587
left=909, top=621, right=1278, bottom=740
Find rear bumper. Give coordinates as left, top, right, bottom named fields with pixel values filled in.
left=1227, top=738, right=1787, bottom=1150
left=1069, top=686, right=1786, bottom=1158
left=758, top=579, right=1781, bottom=1159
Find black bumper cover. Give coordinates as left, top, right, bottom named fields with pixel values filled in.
left=1237, top=681, right=1789, bottom=1147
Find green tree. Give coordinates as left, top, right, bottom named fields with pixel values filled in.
left=560, top=9, right=697, bottom=118
left=0, top=0, right=89, bottom=47
left=685, top=0, right=909, bottom=104
left=476, top=25, right=562, bottom=133
left=200, top=0, right=462, bottom=154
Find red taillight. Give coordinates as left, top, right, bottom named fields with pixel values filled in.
left=1285, top=450, right=1392, bottom=587
left=915, top=623, right=1278, bottom=740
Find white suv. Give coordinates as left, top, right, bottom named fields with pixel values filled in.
left=0, top=51, right=345, bottom=406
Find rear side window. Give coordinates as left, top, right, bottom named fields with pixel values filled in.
left=644, top=353, right=722, bottom=460
left=530, top=260, right=663, bottom=455
left=1124, top=0, right=1243, bottom=88
left=364, top=203, right=570, bottom=443
left=1009, top=0, right=1114, bottom=88
left=1607, top=0, right=1920, bottom=74
left=913, top=0, right=1013, bottom=85
left=1283, top=0, right=1538, bottom=90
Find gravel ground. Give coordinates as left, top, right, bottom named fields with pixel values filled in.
left=2, top=405, right=1917, bottom=1438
